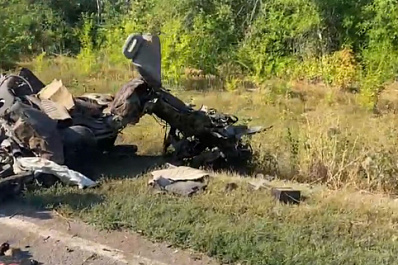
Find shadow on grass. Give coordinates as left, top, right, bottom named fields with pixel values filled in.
left=67, top=145, right=166, bottom=181
left=24, top=191, right=105, bottom=212
left=68, top=142, right=263, bottom=181
left=93, top=154, right=165, bottom=180
left=0, top=192, right=103, bottom=221
left=0, top=201, right=53, bottom=220
left=6, top=147, right=164, bottom=220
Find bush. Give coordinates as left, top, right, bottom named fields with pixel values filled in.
left=3, top=0, right=398, bottom=97
left=0, top=0, right=64, bottom=67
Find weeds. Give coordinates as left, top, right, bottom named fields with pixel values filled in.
left=76, top=14, right=97, bottom=76
left=17, top=56, right=398, bottom=265
left=23, top=57, right=398, bottom=194
left=25, top=176, right=398, bottom=265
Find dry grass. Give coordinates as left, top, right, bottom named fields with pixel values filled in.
left=16, top=56, right=398, bottom=264
left=17, top=56, right=398, bottom=193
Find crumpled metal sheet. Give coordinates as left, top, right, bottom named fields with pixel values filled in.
left=13, top=157, right=96, bottom=189
left=0, top=78, right=16, bottom=116
left=79, top=93, right=114, bottom=106
left=9, top=101, right=64, bottom=164
left=164, top=181, right=207, bottom=196
left=73, top=98, right=103, bottom=118
left=150, top=175, right=208, bottom=196
left=25, top=95, right=72, bottom=121
left=149, top=165, right=209, bottom=196
left=109, top=78, right=148, bottom=126
left=39, top=98, right=72, bottom=121
left=150, top=165, right=210, bottom=182
left=37, top=79, right=75, bottom=110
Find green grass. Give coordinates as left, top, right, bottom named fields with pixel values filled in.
left=14, top=57, right=398, bottom=264
left=25, top=176, right=398, bottom=265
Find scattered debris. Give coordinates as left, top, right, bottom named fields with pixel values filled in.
left=0, top=33, right=269, bottom=202
left=248, top=180, right=303, bottom=204
left=149, top=165, right=209, bottom=196
left=66, top=247, right=74, bottom=253
left=248, top=180, right=272, bottom=191
left=0, top=69, right=108, bottom=200
left=0, top=243, right=9, bottom=256
left=150, top=164, right=210, bottom=182
left=271, top=187, right=301, bottom=204
left=0, top=242, right=39, bottom=265
left=165, top=181, right=207, bottom=196
left=119, top=33, right=270, bottom=170
left=4, top=247, right=20, bottom=257
left=13, top=157, right=96, bottom=189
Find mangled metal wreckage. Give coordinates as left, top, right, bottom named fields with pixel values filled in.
left=115, top=33, right=268, bottom=167
left=0, top=33, right=267, bottom=200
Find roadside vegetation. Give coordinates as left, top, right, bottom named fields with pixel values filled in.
left=22, top=59, right=398, bottom=265
left=3, top=0, right=398, bottom=264
left=3, top=0, right=398, bottom=105
left=21, top=58, right=398, bottom=195
left=26, top=174, right=398, bottom=265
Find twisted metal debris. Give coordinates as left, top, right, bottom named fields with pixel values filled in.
left=0, top=33, right=269, bottom=201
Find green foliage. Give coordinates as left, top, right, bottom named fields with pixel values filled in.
left=32, top=52, right=48, bottom=73
left=237, top=0, right=321, bottom=80
left=76, top=14, right=97, bottom=75
left=160, top=18, right=190, bottom=84
left=293, top=48, right=359, bottom=89
left=25, top=176, right=398, bottom=265
left=0, top=0, right=63, bottom=67
left=3, top=0, right=398, bottom=100
left=360, top=0, right=398, bottom=84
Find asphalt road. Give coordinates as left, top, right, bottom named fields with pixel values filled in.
left=0, top=203, right=218, bottom=265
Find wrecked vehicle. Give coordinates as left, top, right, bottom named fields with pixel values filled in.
left=0, top=70, right=122, bottom=163
left=109, top=33, right=269, bottom=169
left=0, top=33, right=267, bottom=201
left=0, top=69, right=105, bottom=200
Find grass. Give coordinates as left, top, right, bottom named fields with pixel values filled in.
left=23, top=56, right=398, bottom=193
left=13, top=56, right=398, bottom=264
left=26, top=176, right=398, bottom=265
